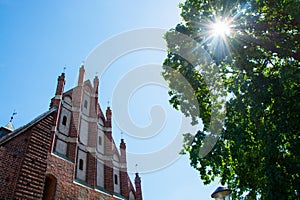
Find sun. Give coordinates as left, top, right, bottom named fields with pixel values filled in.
left=199, top=16, right=234, bottom=60
left=195, top=3, right=250, bottom=60
left=210, top=18, right=231, bottom=37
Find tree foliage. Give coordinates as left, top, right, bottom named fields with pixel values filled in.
left=162, top=0, right=300, bottom=199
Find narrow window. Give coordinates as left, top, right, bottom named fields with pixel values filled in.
left=84, top=100, right=88, bottom=109
left=114, top=174, right=118, bottom=185
left=79, top=159, right=84, bottom=170
left=62, top=116, right=67, bottom=126
left=98, top=136, right=102, bottom=146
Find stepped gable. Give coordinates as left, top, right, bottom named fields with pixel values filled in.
left=0, top=66, right=143, bottom=200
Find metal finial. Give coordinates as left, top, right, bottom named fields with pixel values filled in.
left=63, top=65, right=66, bottom=73
left=121, top=131, right=124, bottom=139
left=135, top=164, right=138, bottom=173
left=10, top=111, right=17, bottom=122
left=107, top=100, right=110, bottom=107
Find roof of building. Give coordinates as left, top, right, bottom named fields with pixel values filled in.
left=4, top=121, right=14, bottom=131
left=0, top=107, right=57, bottom=145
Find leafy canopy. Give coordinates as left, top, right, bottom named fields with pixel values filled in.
left=162, top=0, right=300, bottom=199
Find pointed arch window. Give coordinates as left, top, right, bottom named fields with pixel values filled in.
left=98, top=136, right=102, bottom=146
left=114, top=174, right=118, bottom=185
left=62, top=116, right=67, bottom=126
left=79, top=159, right=84, bottom=170
left=84, top=100, right=88, bottom=109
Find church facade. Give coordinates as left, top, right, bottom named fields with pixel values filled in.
left=0, top=66, right=142, bottom=200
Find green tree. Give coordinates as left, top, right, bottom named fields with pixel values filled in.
left=162, top=0, right=300, bottom=199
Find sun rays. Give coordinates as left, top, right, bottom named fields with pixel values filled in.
left=190, top=3, right=251, bottom=62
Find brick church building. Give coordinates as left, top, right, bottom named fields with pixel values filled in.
left=0, top=66, right=143, bottom=200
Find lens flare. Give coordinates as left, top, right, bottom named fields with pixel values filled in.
left=198, top=16, right=234, bottom=60
left=211, top=20, right=231, bottom=37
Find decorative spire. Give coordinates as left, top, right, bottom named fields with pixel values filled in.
left=105, top=106, right=112, bottom=127
left=135, top=171, right=143, bottom=200
left=50, top=72, right=65, bottom=109
left=120, top=135, right=127, bottom=164
left=93, top=75, right=99, bottom=93
left=78, top=65, right=85, bottom=86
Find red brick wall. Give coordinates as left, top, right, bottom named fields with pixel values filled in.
left=0, top=132, right=30, bottom=199
left=46, top=154, right=77, bottom=199
left=66, top=112, right=78, bottom=163
left=46, top=154, right=125, bottom=200
left=86, top=152, right=96, bottom=188
left=0, top=112, right=54, bottom=199
left=14, top=114, right=54, bottom=199
left=104, top=128, right=114, bottom=194
left=0, top=113, right=137, bottom=200
left=104, top=161, right=114, bottom=194
left=120, top=171, right=129, bottom=199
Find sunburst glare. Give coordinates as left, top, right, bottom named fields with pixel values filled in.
left=204, top=16, right=233, bottom=61
left=190, top=2, right=252, bottom=62
left=210, top=18, right=231, bottom=38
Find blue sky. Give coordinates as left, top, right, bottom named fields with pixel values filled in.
left=0, top=1, right=220, bottom=199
